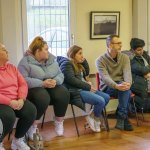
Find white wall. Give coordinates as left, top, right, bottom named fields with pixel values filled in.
left=132, top=0, right=148, bottom=51
left=0, top=0, right=3, bottom=42
left=73, top=0, right=132, bottom=73
left=0, top=0, right=23, bottom=65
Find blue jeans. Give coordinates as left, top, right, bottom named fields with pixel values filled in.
left=104, top=85, right=131, bottom=119
left=80, top=90, right=110, bottom=117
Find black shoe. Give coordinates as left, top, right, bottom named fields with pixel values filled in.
left=124, top=119, right=133, bottom=131
left=115, top=119, right=124, bottom=130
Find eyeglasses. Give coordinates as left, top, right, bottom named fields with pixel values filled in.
left=111, top=42, right=122, bottom=45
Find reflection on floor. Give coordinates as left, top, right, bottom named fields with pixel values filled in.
left=3, top=113, right=150, bottom=150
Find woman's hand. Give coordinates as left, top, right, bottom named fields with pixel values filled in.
left=10, top=99, right=24, bottom=110
left=90, top=85, right=97, bottom=93
left=144, top=73, right=150, bottom=78
left=9, top=100, right=19, bottom=110
left=17, top=99, right=24, bottom=110
left=87, top=81, right=92, bottom=85
left=43, top=79, right=56, bottom=88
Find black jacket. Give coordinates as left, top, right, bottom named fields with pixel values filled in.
left=131, top=51, right=150, bottom=98
left=57, top=56, right=90, bottom=110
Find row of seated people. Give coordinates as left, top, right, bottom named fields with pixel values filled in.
left=96, top=35, right=150, bottom=128
left=0, top=37, right=110, bottom=150
left=0, top=35, right=149, bottom=150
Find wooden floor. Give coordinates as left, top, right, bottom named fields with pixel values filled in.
left=3, top=113, right=150, bottom=150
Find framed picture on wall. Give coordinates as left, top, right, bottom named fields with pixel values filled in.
left=90, top=11, right=120, bottom=39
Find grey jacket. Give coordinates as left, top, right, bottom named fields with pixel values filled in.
left=96, top=51, right=132, bottom=89
left=18, top=52, right=64, bottom=89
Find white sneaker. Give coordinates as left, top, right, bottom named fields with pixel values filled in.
left=95, top=119, right=101, bottom=132
left=100, top=116, right=106, bottom=129
left=27, top=125, right=38, bottom=140
left=87, top=108, right=94, bottom=115
left=54, top=120, right=64, bottom=136
left=11, top=137, right=30, bottom=150
left=0, top=142, right=5, bottom=150
left=86, top=115, right=101, bottom=132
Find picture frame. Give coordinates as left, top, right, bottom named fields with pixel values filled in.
left=90, top=11, right=120, bottom=39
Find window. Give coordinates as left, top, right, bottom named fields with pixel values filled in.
left=25, top=0, right=70, bottom=56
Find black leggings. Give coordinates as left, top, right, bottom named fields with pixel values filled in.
left=0, top=100, right=37, bottom=142
left=27, top=85, right=70, bottom=119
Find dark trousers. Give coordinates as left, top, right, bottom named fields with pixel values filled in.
left=0, top=100, right=37, bottom=142
left=27, top=85, right=70, bottom=119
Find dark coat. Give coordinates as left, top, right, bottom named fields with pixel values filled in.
left=57, top=56, right=90, bottom=110
left=131, top=51, right=150, bottom=110
left=131, top=51, right=150, bottom=97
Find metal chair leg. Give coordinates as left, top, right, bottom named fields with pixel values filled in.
left=141, top=107, right=144, bottom=121
left=132, top=97, right=139, bottom=126
left=41, top=111, right=46, bottom=129
left=25, top=133, right=29, bottom=145
left=71, top=104, right=80, bottom=137
left=103, top=107, right=110, bottom=132
left=8, top=129, right=13, bottom=141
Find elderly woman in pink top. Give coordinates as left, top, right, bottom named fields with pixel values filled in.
left=0, top=43, right=36, bottom=150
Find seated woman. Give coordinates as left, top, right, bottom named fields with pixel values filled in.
left=57, top=45, right=110, bottom=132
left=0, top=43, right=37, bottom=150
left=57, top=56, right=90, bottom=110
left=18, top=36, right=70, bottom=138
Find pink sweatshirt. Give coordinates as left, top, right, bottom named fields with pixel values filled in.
left=0, top=63, right=28, bottom=105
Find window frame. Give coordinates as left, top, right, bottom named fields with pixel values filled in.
left=21, top=0, right=76, bottom=55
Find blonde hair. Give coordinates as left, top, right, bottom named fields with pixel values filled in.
left=67, top=45, right=85, bottom=74
left=29, top=36, right=47, bottom=55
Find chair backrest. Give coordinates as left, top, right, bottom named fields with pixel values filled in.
left=95, top=72, right=100, bottom=90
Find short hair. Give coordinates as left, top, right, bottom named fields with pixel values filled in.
left=130, top=38, right=145, bottom=50
left=106, top=35, right=119, bottom=47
